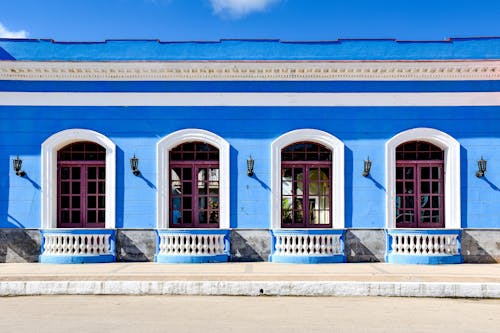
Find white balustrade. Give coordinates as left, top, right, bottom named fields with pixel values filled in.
left=43, top=233, right=112, bottom=256
left=390, top=233, right=459, bottom=255
left=158, top=233, right=226, bottom=256
left=274, top=233, right=343, bottom=256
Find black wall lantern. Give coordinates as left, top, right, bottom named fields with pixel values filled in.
left=13, top=156, right=26, bottom=177
left=130, top=154, right=140, bottom=176
left=476, top=156, right=487, bottom=178
left=247, top=155, right=254, bottom=176
left=362, top=157, right=372, bottom=177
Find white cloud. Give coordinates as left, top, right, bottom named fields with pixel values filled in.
left=210, top=0, right=281, bottom=18
left=0, top=22, right=28, bottom=39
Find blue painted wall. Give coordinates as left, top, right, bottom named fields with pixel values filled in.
left=1, top=38, right=499, bottom=230
left=1, top=38, right=500, bottom=61
left=2, top=103, right=500, bottom=229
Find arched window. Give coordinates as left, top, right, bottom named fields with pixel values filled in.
left=271, top=129, right=344, bottom=229
left=395, top=141, right=444, bottom=228
left=57, top=142, right=106, bottom=228
left=281, top=142, right=332, bottom=228
left=157, top=129, right=230, bottom=229
left=385, top=128, right=460, bottom=229
left=169, top=142, right=220, bottom=228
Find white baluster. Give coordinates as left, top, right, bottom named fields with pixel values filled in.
left=415, top=235, right=422, bottom=254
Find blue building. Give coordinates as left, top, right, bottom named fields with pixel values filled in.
left=0, top=38, right=499, bottom=264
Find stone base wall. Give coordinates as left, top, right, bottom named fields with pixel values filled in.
left=230, top=229, right=271, bottom=262
left=115, top=229, right=157, bottom=262
left=345, top=229, right=386, bottom=262
left=0, top=228, right=498, bottom=263
left=0, top=229, right=41, bottom=263
left=462, top=229, right=500, bottom=263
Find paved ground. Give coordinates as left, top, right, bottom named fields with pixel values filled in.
left=0, top=263, right=499, bottom=297
left=1, top=262, right=499, bottom=282
left=0, top=295, right=498, bottom=333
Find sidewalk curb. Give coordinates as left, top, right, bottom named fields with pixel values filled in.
left=1, top=281, right=499, bottom=298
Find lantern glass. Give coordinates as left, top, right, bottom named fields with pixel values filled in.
left=247, top=156, right=254, bottom=176
left=130, top=155, right=140, bottom=176
left=476, top=157, right=487, bottom=177
left=362, top=157, right=371, bottom=177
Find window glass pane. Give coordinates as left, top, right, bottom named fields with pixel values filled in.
left=282, top=168, right=292, bottom=195
left=98, top=196, right=105, bottom=208
left=61, top=167, right=70, bottom=180
left=61, top=182, right=70, bottom=194
left=98, top=181, right=105, bottom=194
left=209, top=168, right=219, bottom=181
left=396, top=167, right=403, bottom=179
left=421, top=182, right=430, bottom=194
left=183, top=168, right=192, bottom=180
left=309, top=168, right=319, bottom=196
left=209, top=196, right=219, bottom=210
left=431, top=196, right=441, bottom=208
left=71, top=211, right=80, bottom=223
left=183, top=197, right=192, bottom=210
left=98, top=210, right=105, bottom=223
left=183, top=182, right=192, bottom=195
left=88, top=196, right=96, bottom=208
left=421, top=195, right=430, bottom=208
left=61, top=211, right=69, bottom=223
left=72, top=167, right=81, bottom=180
left=404, top=167, right=413, bottom=179
left=282, top=197, right=293, bottom=224
left=209, top=210, right=219, bottom=223
left=72, top=196, right=80, bottom=209
left=199, top=197, right=207, bottom=210
left=421, top=167, right=430, bottom=179
left=88, top=182, right=96, bottom=194
left=72, top=182, right=80, bottom=194
left=88, top=211, right=96, bottom=223
left=183, top=211, right=192, bottom=224
left=199, top=211, right=207, bottom=224
left=88, top=167, right=97, bottom=180
left=61, top=196, right=70, bottom=209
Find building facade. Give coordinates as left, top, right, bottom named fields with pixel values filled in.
left=0, top=38, right=499, bottom=264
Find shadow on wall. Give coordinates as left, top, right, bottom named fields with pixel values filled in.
left=460, top=146, right=468, bottom=228
left=345, top=229, right=386, bottom=263
left=115, top=230, right=156, bottom=262
left=0, top=229, right=41, bottom=263
left=116, top=147, right=125, bottom=228
left=344, top=146, right=353, bottom=228
left=461, top=231, right=499, bottom=263
left=230, top=230, right=270, bottom=262
left=230, top=146, right=239, bottom=228
left=0, top=157, right=10, bottom=228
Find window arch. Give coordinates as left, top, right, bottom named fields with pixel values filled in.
left=271, top=129, right=344, bottom=229
left=386, top=128, right=461, bottom=229
left=157, top=129, right=230, bottom=229
left=41, top=129, right=116, bottom=229
left=169, top=141, right=220, bottom=228
left=395, top=141, right=444, bottom=228
left=281, top=142, right=332, bottom=228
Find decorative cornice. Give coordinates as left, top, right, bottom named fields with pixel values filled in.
left=0, top=60, right=499, bottom=81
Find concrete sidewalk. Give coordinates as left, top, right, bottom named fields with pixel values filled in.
left=1, top=262, right=499, bottom=298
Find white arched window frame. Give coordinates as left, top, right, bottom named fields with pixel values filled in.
left=386, top=128, right=461, bottom=229
left=271, top=129, right=345, bottom=229
left=157, top=129, right=230, bottom=229
left=41, top=129, right=116, bottom=229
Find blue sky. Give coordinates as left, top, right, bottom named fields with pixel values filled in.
left=1, top=0, right=499, bottom=41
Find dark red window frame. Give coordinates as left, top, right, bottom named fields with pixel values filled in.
left=57, top=142, right=106, bottom=228
left=395, top=141, right=445, bottom=228
left=169, top=142, right=220, bottom=228
left=281, top=142, right=332, bottom=228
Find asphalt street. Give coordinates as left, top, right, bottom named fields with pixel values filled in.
left=0, top=295, right=498, bottom=333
